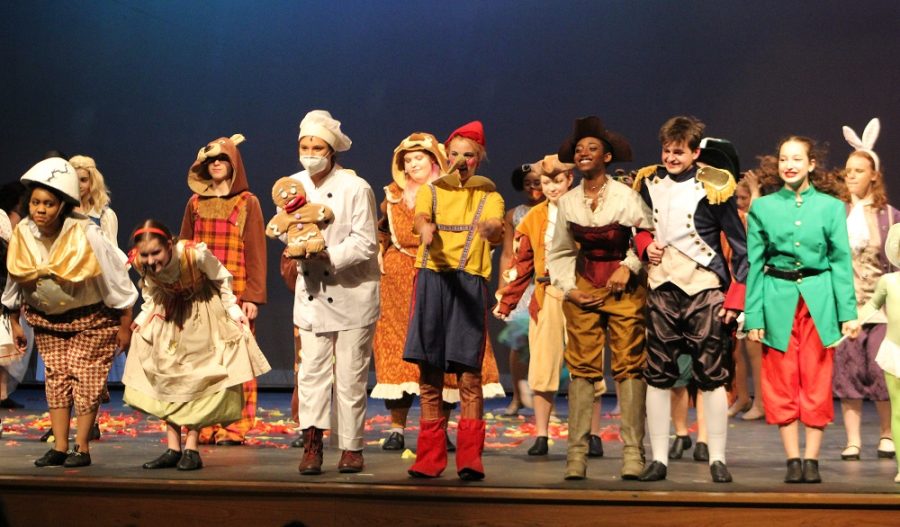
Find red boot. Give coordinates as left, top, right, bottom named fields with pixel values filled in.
left=408, top=418, right=447, bottom=478
left=456, top=418, right=485, bottom=480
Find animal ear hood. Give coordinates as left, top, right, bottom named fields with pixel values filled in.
left=187, top=134, right=250, bottom=196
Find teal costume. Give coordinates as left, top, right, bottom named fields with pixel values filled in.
left=744, top=186, right=857, bottom=351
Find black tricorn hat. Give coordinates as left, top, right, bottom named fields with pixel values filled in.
left=698, top=137, right=740, bottom=178
left=558, top=116, right=633, bottom=165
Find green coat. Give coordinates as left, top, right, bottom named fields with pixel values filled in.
left=744, top=186, right=857, bottom=351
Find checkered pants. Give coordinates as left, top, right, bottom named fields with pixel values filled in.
left=26, top=304, right=119, bottom=416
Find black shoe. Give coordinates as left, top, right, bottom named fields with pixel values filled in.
left=177, top=449, right=203, bottom=471
left=693, top=442, right=709, bottom=462
left=143, top=449, right=182, bottom=469
left=383, top=431, right=405, bottom=451
left=0, top=398, right=24, bottom=409
left=445, top=431, right=456, bottom=453
left=89, top=423, right=101, bottom=441
left=588, top=434, right=603, bottom=457
left=39, top=429, right=53, bottom=443
left=527, top=436, right=549, bottom=456
left=34, top=449, right=68, bottom=467
left=668, top=435, right=692, bottom=460
left=215, top=439, right=244, bottom=446
left=784, top=458, right=803, bottom=483
left=801, top=459, right=821, bottom=483
left=637, top=460, right=667, bottom=481
left=290, top=433, right=305, bottom=448
left=710, top=460, right=732, bottom=483
left=63, top=449, right=92, bottom=468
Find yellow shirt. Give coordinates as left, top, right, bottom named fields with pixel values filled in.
left=414, top=173, right=505, bottom=279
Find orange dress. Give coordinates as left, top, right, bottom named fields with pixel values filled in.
left=371, top=183, right=503, bottom=403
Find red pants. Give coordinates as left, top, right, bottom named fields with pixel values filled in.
left=761, top=298, right=834, bottom=427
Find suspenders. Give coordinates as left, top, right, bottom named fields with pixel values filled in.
left=419, top=182, right=489, bottom=271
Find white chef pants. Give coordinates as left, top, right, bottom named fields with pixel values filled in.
left=297, top=323, right=375, bottom=451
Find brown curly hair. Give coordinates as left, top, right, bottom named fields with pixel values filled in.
left=776, top=136, right=847, bottom=200
left=842, top=151, right=887, bottom=210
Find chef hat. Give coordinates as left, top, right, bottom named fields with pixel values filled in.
left=298, top=110, right=352, bottom=152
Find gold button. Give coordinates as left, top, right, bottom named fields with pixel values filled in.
left=797, top=278, right=803, bottom=284
left=687, top=213, right=693, bottom=219
left=687, top=224, right=691, bottom=228
left=795, top=261, right=801, bottom=266
left=795, top=220, right=801, bottom=226
left=795, top=242, right=800, bottom=247
left=695, top=240, right=701, bottom=245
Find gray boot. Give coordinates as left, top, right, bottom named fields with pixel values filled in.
left=618, top=378, right=647, bottom=480
left=565, top=377, right=594, bottom=480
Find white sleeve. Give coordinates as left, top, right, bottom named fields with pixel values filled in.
left=0, top=210, right=11, bottom=242
left=101, top=208, right=119, bottom=247
left=328, top=184, right=379, bottom=273
left=194, top=243, right=244, bottom=322
left=133, top=278, right=156, bottom=327
left=1, top=277, right=21, bottom=311
left=85, top=224, right=138, bottom=310
left=547, top=196, right=578, bottom=294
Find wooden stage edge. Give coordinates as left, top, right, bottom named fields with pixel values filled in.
left=2, top=475, right=899, bottom=526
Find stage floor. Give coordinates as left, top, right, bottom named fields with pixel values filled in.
left=1, top=387, right=899, bottom=525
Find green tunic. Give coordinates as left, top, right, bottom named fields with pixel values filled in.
left=744, top=185, right=856, bottom=351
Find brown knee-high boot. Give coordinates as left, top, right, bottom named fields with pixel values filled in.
left=618, top=378, right=647, bottom=480
left=565, top=377, right=593, bottom=480
left=456, top=370, right=485, bottom=480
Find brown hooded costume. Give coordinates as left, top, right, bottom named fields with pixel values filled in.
left=179, top=134, right=267, bottom=444
left=179, top=134, right=267, bottom=306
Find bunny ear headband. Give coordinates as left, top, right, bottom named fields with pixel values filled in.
left=843, top=117, right=881, bottom=171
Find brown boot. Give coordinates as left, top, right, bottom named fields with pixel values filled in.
left=298, top=426, right=324, bottom=475
left=618, top=378, right=647, bottom=480
left=564, top=377, right=593, bottom=480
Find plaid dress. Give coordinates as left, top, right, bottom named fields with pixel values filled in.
left=188, top=193, right=250, bottom=298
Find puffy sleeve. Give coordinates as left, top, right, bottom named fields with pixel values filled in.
left=85, top=223, right=138, bottom=310
left=548, top=195, right=578, bottom=294
left=194, top=243, right=244, bottom=322
left=0, top=210, right=11, bottom=242
left=133, top=276, right=157, bottom=328
left=100, top=207, right=119, bottom=247
left=1, top=211, right=19, bottom=309
left=1, top=277, right=21, bottom=311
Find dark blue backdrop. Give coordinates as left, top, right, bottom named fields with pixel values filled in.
left=2, top=1, right=898, bottom=385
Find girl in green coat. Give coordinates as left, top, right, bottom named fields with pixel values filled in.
left=745, top=136, right=859, bottom=484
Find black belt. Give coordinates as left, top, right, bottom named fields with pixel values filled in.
left=535, top=276, right=551, bottom=284
left=763, top=265, right=824, bottom=281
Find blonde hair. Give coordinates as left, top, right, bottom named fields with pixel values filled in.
left=448, top=136, right=487, bottom=165
left=69, top=155, right=111, bottom=213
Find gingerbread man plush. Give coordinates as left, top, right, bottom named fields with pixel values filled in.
left=266, top=177, right=334, bottom=258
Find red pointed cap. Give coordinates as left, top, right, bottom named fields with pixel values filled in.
left=445, top=120, right=485, bottom=148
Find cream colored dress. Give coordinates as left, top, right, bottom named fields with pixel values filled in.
left=123, top=241, right=270, bottom=427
